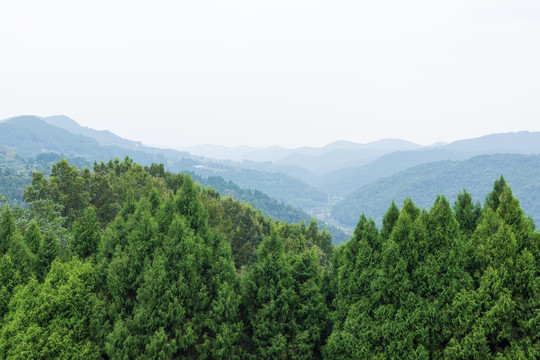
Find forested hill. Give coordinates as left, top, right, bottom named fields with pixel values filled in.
left=332, top=153, right=540, bottom=227
left=5, top=114, right=540, bottom=236
left=0, top=152, right=91, bottom=205
left=0, top=115, right=180, bottom=165
left=1, top=159, right=538, bottom=358
left=316, top=148, right=475, bottom=196
left=0, top=153, right=346, bottom=243
left=0, top=115, right=328, bottom=215
left=189, top=174, right=347, bottom=243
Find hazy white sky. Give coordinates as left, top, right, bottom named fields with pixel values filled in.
left=1, top=0, right=539, bottom=148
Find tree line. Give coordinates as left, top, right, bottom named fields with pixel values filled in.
left=0, top=158, right=538, bottom=358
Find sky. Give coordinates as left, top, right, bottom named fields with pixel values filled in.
left=1, top=0, right=539, bottom=149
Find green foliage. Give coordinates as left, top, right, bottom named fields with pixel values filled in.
left=14, top=199, right=72, bottom=251
left=0, top=259, right=100, bottom=359
left=326, top=178, right=539, bottom=359
left=36, top=234, right=61, bottom=282
left=445, top=180, right=540, bottom=358
left=7, top=231, right=36, bottom=282
left=454, top=189, right=482, bottom=236
left=333, top=153, right=540, bottom=227
left=24, top=159, right=90, bottom=225
left=380, top=200, right=399, bottom=241
left=1, top=156, right=539, bottom=359
left=71, top=207, right=101, bottom=259
left=205, top=194, right=270, bottom=268
left=97, top=179, right=244, bottom=359
left=0, top=255, right=20, bottom=322
left=23, top=221, right=41, bottom=254
left=241, top=228, right=328, bottom=359
left=0, top=207, right=16, bottom=254
left=0, top=151, right=90, bottom=206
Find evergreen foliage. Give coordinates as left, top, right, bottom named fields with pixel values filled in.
left=0, top=158, right=538, bottom=359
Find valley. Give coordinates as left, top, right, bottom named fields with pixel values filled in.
left=4, top=115, right=540, bottom=238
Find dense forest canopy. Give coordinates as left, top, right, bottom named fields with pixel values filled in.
left=0, top=158, right=538, bottom=359
left=0, top=149, right=347, bottom=243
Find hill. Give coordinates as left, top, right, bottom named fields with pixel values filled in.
left=41, top=115, right=190, bottom=159
left=190, top=165, right=328, bottom=210
left=1, top=116, right=328, bottom=215
left=316, top=148, right=474, bottom=196
left=317, top=131, right=540, bottom=196
left=190, top=174, right=347, bottom=243
left=331, top=153, right=540, bottom=226
left=0, top=115, right=177, bottom=165
left=1, top=116, right=343, bottom=241
left=1, top=156, right=537, bottom=358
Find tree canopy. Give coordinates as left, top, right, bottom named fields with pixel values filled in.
left=0, top=158, right=538, bottom=359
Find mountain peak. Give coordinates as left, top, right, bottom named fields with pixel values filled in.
left=41, top=115, right=81, bottom=132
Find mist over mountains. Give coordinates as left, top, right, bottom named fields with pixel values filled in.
left=2, top=114, right=540, bottom=235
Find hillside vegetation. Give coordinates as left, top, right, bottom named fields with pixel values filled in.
left=332, top=154, right=540, bottom=227
left=0, top=159, right=538, bottom=359
left=0, top=152, right=345, bottom=243
left=5, top=114, right=540, bottom=239
left=1, top=116, right=329, bottom=216
left=316, top=148, right=475, bottom=196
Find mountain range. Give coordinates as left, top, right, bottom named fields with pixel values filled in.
left=332, top=153, right=540, bottom=227
left=2, top=114, right=540, bottom=236
left=0, top=115, right=345, bottom=241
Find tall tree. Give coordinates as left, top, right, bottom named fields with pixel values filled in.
left=0, top=207, right=16, bottom=254
left=71, top=207, right=101, bottom=259
left=454, top=189, right=482, bottom=236
left=241, top=229, right=299, bottom=359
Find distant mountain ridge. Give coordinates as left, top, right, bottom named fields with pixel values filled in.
left=184, top=138, right=421, bottom=162
left=41, top=115, right=190, bottom=159
left=316, top=148, right=476, bottom=196
left=331, top=153, right=540, bottom=227
left=315, top=131, right=540, bottom=196
left=0, top=115, right=339, bottom=238
left=445, top=131, right=540, bottom=153
left=185, top=131, right=540, bottom=184
left=186, top=138, right=422, bottom=175
left=4, top=113, right=540, bottom=238
left=0, top=115, right=182, bottom=166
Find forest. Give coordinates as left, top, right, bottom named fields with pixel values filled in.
left=0, top=158, right=539, bottom=359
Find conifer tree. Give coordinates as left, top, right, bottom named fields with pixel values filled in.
left=23, top=220, right=41, bottom=255
left=0, top=207, right=16, bottom=254
left=0, top=255, right=19, bottom=322
left=7, top=231, right=35, bottom=282
left=380, top=200, right=400, bottom=241
left=71, top=206, right=101, bottom=259
left=446, top=179, right=539, bottom=358
left=101, top=184, right=243, bottom=359
left=289, top=248, right=329, bottom=359
left=36, top=234, right=61, bottom=282
left=324, top=215, right=380, bottom=359
left=454, top=189, right=482, bottom=236
left=241, top=229, right=298, bottom=359
left=485, top=175, right=507, bottom=211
